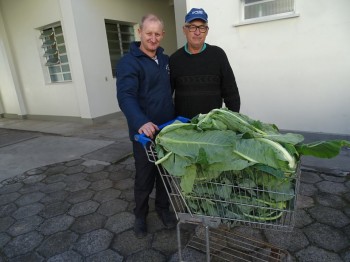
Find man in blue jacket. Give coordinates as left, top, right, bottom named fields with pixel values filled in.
left=116, top=14, right=176, bottom=238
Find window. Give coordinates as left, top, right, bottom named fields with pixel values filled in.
left=242, top=0, right=295, bottom=20
left=40, top=24, right=71, bottom=83
left=105, top=20, right=136, bottom=77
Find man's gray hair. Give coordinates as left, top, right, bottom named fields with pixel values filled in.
left=140, top=14, right=164, bottom=30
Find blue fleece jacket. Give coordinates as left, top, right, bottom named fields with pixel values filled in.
left=116, top=42, right=175, bottom=140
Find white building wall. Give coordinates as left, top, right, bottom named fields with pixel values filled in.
left=0, top=0, right=177, bottom=120
left=181, top=0, right=350, bottom=135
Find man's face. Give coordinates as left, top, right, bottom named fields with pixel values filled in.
left=183, top=19, right=208, bottom=49
left=138, top=20, right=164, bottom=53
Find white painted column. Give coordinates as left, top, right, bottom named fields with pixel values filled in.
left=0, top=7, right=27, bottom=117
left=58, top=0, right=92, bottom=119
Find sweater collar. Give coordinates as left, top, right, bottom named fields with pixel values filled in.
left=184, top=43, right=207, bottom=55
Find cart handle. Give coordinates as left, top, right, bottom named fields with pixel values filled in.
left=134, top=116, right=190, bottom=146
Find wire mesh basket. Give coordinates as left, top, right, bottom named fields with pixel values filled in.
left=144, top=141, right=300, bottom=232
left=180, top=224, right=291, bottom=262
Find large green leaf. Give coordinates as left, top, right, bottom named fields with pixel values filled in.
left=295, top=140, right=350, bottom=158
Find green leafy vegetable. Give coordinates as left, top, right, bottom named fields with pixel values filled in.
left=154, top=108, right=349, bottom=224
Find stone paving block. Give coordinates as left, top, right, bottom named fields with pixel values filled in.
left=344, top=206, right=350, bottom=218
left=299, top=183, right=318, bottom=197
left=0, top=182, right=23, bottom=194
left=84, top=165, right=107, bottom=174
left=105, top=164, right=124, bottom=173
left=46, top=250, right=83, bottom=262
left=7, top=252, right=45, bottom=262
left=295, top=246, right=343, bottom=262
left=93, top=188, right=121, bottom=203
left=86, top=249, right=123, bottom=262
left=23, top=174, right=45, bottom=184
left=65, top=159, right=85, bottom=167
left=304, top=223, right=349, bottom=252
left=0, top=216, right=15, bottom=231
left=308, top=205, right=350, bottom=228
left=39, top=182, right=66, bottom=194
left=43, top=174, right=67, bottom=184
left=26, top=167, right=47, bottom=176
left=294, top=209, right=313, bottom=228
left=114, top=178, right=134, bottom=190
left=109, top=169, right=133, bottom=182
left=316, top=180, right=349, bottom=195
left=7, top=215, right=43, bottom=236
left=39, top=190, right=69, bottom=205
left=12, top=203, right=44, bottom=219
left=74, top=229, right=113, bottom=256
left=15, top=191, right=45, bottom=206
left=67, top=189, right=94, bottom=204
left=300, top=171, right=322, bottom=184
left=0, top=231, right=10, bottom=247
left=169, top=247, right=206, bottom=262
left=18, top=182, right=45, bottom=194
left=125, top=249, right=166, bottom=262
left=112, top=230, right=152, bottom=256
left=65, top=180, right=90, bottom=192
left=3, top=231, right=43, bottom=258
left=39, top=201, right=71, bottom=218
left=296, top=194, right=314, bottom=209
left=38, top=214, right=74, bottom=235
left=44, top=165, right=67, bottom=176
left=97, top=199, right=128, bottom=216
left=0, top=202, right=17, bottom=217
left=86, top=171, right=109, bottom=181
left=71, top=213, right=107, bottom=234
left=314, top=192, right=347, bottom=208
left=37, top=231, right=79, bottom=258
left=64, top=166, right=85, bottom=176
left=64, top=172, right=88, bottom=183
left=121, top=189, right=134, bottom=202
left=89, top=179, right=113, bottom=191
left=152, top=229, right=179, bottom=254
left=321, top=173, right=347, bottom=183
left=68, top=200, right=99, bottom=217
left=342, top=250, right=350, bottom=262
left=105, top=211, right=134, bottom=234
left=147, top=212, right=167, bottom=233
left=265, top=228, right=309, bottom=252
left=0, top=192, right=20, bottom=206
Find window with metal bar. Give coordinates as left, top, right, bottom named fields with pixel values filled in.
left=105, top=20, right=135, bottom=77
left=40, top=24, right=71, bottom=83
left=242, top=0, right=295, bottom=20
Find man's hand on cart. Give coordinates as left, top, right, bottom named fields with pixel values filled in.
left=138, top=122, right=159, bottom=139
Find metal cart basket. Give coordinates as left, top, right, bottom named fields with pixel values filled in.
left=135, top=117, right=299, bottom=261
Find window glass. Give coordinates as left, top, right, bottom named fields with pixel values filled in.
left=243, top=0, right=295, bottom=20
left=105, top=20, right=135, bottom=77
left=40, top=23, right=71, bottom=83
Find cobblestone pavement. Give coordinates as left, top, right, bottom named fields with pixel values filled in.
left=0, top=154, right=349, bottom=261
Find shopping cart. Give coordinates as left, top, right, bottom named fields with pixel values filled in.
left=135, top=117, right=298, bottom=261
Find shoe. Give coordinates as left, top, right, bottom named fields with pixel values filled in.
left=134, top=218, right=147, bottom=238
left=157, top=210, right=177, bottom=229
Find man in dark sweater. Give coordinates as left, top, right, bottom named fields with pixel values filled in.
left=170, top=8, right=241, bottom=119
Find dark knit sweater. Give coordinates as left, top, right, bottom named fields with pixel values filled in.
left=169, top=44, right=240, bottom=119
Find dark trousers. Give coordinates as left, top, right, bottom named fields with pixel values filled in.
left=132, top=141, right=169, bottom=219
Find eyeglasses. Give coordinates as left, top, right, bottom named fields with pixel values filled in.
left=185, top=25, right=209, bottom=33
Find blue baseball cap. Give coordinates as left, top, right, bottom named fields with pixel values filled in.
left=185, top=8, right=208, bottom=23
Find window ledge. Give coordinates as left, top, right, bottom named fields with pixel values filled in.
left=234, top=13, right=300, bottom=27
